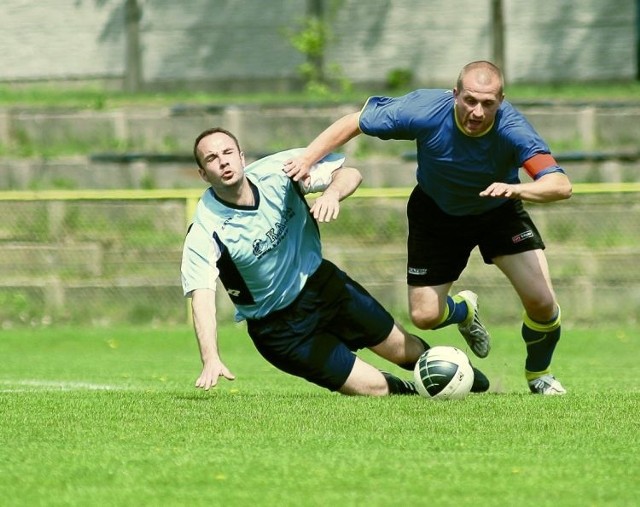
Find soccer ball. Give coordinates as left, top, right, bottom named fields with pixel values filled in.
left=413, top=346, right=474, bottom=400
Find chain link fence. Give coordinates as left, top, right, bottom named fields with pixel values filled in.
left=0, top=186, right=638, bottom=327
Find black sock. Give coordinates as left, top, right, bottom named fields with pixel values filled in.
left=382, top=371, right=419, bottom=395
left=522, top=310, right=561, bottom=374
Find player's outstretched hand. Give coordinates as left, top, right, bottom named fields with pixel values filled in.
left=195, top=359, right=235, bottom=390
left=283, top=157, right=312, bottom=182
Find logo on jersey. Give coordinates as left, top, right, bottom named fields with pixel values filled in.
left=512, top=230, right=534, bottom=244
left=408, top=267, right=428, bottom=275
left=252, top=206, right=296, bottom=259
left=252, top=238, right=269, bottom=257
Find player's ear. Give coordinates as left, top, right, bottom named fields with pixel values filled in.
left=197, top=167, right=208, bottom=183
left=240, top=151, right=246, bottom=167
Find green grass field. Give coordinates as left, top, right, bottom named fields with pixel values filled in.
left=1, top=323, right=638, bottom=507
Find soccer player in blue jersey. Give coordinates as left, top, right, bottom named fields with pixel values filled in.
left=283, top=61, right=572, bottom=395
left=181, top=127, right=489, bottom=396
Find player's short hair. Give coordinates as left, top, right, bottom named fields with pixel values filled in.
left=193, top=127, right=242, bottom=170
left=457, top=61, right=504, bottom=96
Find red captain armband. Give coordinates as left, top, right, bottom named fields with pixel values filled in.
left=523, top=154, right=558, bottom=179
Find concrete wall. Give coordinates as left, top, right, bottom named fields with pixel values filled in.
left=1, top=101, right=639, bottom=191
left=0, top=0, right=636, bottom=88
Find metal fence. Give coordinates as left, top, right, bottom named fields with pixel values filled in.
left=0, top=184, right=638, bottom=327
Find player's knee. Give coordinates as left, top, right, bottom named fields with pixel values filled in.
left=338, top=360, right=390, bottom=396
left=409, top=306, right=441, bottom=330
left=524, top=297, right=558, bottom=322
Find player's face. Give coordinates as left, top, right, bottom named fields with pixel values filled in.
left=453, top=72, right=504, bottom=137
left=196, top=133, right=246, bottom=190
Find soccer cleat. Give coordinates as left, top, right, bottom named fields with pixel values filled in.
left=470, top=365, right=490, bottom=393
left=528, top=374, right=567, bottom=395
left=456, top=290, right=491, bottom=358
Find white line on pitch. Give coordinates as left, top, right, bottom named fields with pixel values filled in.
left=0, top=379, right=132, bottom=392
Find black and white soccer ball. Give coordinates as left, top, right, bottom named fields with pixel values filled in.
left=413, top=346, right=474, bottom=400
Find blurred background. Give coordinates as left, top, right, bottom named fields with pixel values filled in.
left=0, top=0, right=638, bottom=327
left=1, top=0, right=637, bottom=90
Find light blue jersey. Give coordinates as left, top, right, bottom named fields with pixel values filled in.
left=181, top=149, right=345, bottom=321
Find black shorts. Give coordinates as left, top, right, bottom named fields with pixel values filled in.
left=407, top=186, right=546, bottom=286
left=246, top=260, right=394, bottom=391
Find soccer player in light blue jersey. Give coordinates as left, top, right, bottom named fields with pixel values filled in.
left=182, top=127, right=490, bottom=396
left=284, top=61, right=573, bottom=395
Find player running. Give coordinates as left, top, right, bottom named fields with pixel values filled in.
left=283, top=61, right=572, bottom=395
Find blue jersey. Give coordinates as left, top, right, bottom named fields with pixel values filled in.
left=181, top=149, right=345, bottom=321
left=359, top=89, right=556, bottom=216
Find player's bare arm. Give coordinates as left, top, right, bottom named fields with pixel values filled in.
left=191, top=288, right=235, bottom=390
left=480, top=153, right=572, bottom=202
left=283, top=112, right=362, bottom=182
left=309, top=167, right=362, bottom=222
left=480, top=171, right=572, bottom=203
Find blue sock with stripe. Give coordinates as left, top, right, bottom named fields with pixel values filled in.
left=433, top=294, right=469, bottom=329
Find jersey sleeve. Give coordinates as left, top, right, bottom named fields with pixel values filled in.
left=299, top=152, right=346, bottom=194
left=180, top=222, right=221, bottom=297
left=358, top=95, right=415, bottom=140
left=359, top=96, right=399, bottom=137
left=358, top=90, right=446, bottom=141
left=500, top=101, right=566, bottom=180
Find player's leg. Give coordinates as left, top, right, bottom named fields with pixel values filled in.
left=338, top=357, right=416, bottom=396
left=252, top=325, right=418, bottom=396
left=250, top=316, right=489, bottom=397
left=369, top=320, right=490, bottom=393
left=246, top=261, right=419, bottom=397
left=493, top=249, right=565, bottom=394
left=407, top=283, right=451, bottom=329
left=408, top=284, right=486, bottom=330
left=368, top=319, right=427, bottom=368
left=406, top=187, right=462, bottom=329
left=322, top=268, right=422, bottom=395
left=479, top=199, right=564, bottom=394
left=405, top=186, right=490, bottom=357
left=248, top=319, right=384, bottom=395
left=494, top=249, right=557, bottom=320
left=408, top=283, right=491, bottom=358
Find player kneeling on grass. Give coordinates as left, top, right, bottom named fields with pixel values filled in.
left=181, top=127, right=489, bottom=396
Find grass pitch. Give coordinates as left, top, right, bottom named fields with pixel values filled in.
left=0, top=324, right=638, bottom=507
